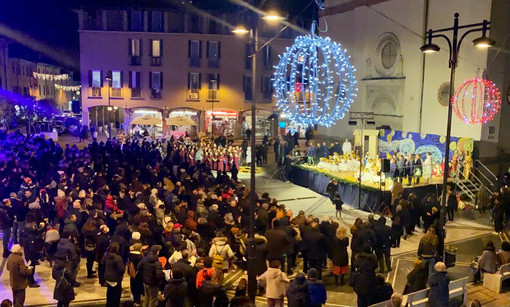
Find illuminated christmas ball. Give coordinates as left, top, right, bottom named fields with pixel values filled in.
left=273, top=33, right=357, bottom=127
left=451, top=77, right=501, bottom=124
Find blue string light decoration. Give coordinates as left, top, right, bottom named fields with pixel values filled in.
left=273, top=23, right=357, bottom=127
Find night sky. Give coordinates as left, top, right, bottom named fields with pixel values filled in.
left=0, top=0, right=315, bottom=72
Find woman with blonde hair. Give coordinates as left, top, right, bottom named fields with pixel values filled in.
left=329, top=226, right=349, bottom=285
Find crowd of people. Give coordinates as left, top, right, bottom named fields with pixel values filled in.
left=1, top=129, right=509, bottom=307
left=0, top=131, right=331, bottom=307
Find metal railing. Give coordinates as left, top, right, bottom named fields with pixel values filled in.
left=455, top=159, right=494, bottom=203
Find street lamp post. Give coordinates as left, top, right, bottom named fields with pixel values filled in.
left=232, top=12, right=284, bottom=301
left=420, top=13, right=494, bottom=257
left=105, top=72, right=112, bottom=139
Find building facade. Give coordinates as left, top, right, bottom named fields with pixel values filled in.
left=77, top=5, right=297, bottom=138
left=0, top=37, right=77, bottom=112
left=320, top=0, right=510, bottom=156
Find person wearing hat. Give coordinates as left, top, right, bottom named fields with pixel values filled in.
left=286, top=272, right=308, bottom=307
left=209, top=231, right=235, bottom=284
left=139, top=245, right=165, bottom=307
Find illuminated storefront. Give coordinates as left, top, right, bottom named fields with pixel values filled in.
left=129, top=108, right=163, bottom=136
left=167, top=109, right=200, bottom=138
left=206, top=110, right=238, bottom=137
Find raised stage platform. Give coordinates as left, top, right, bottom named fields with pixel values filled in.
left=286, top=163, right=443, bottom=213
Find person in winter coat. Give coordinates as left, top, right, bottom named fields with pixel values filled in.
left=209, top=232, right=235, bottom=283
left=403, top=259, right=428, bottom=294
left=6, top=245, right=32, bottom=307
left=172, top=250, right=198, bottom=306
left=306, top=268, right=326, bottom=307
left=330, top=227, right=349, bottom=285
left=139, top=245, right=165, bottom=307
left=373, top=216, right=392, bottom=273
left=197, top=269, right=229, bottom=307
left=0, top=199, right=15, bottom=258
left=497, top=241, right=510, bottom=265
left=474, top=240, right=498, bottom=283
left=286, top=273, right=308, bottom=307
left=52, top=254, right=75, bottom=307
left=163, top=269, right=188, bottom=307
left=372, top=275, right=393, bottom=304
left=185, top=210, right=198, bottom=231
left=63, top=214, right=79, bottom=240
left=81, top=219, right=98, bottom=278
left=128, top=243, right=144, bottom=306
left=352, top=245, right=378, bottom=307
left=258, top=260, right=289, bottom=307
left=56, top=231, right=81, bottom=287
left=304, top=222, right=329, bottom=279
left=427, top=262, right=450, bottom=307
left=417, top=228, right=438, bottom=276
left=104, top=242, right=125, bottom=307
left=96, top=225, right=111, bottom=286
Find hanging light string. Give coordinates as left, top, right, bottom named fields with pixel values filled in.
left=54, top=84, right=81, bottom=91
left=33, top=72, right=69, bottom=81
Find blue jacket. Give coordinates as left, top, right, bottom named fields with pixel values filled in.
left=427, top=271, right=450, bottom=307
left=307, top=279, right=326, bottom=307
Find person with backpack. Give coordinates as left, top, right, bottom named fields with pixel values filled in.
left=208, top=231, right=234, bottom=284
left=306, top=268, right=326, bottom=307
left=52, top=254, right=75, bottom=307
left=128, top=243, right=144, bottom=307
left=81, top=219, right=98, bottom=278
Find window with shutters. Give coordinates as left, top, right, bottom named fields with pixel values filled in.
left=187, top=72, right=201, bottom=100
left=207, top=41, right=220, bottom=68
left=83, top=9, right=102, bottom=30
left=89, top=70, right=102, bottom=97
left=263, top=46, right=272, bottom=70
left=111, top=71, right=122, bottom=97
left=149, top=11, right=163, bottom=32
left=208, top=73, right=219, bottom=101
left=243, top=75, right=252, bottom=101
left=245, top=44, right=252, bottom=70
left=129, top=71, right=141, bottom=98
left=150, top=71, right=162, bottom=98
left=189, top=40, right=201, bottom=68
left=261, top=75, right=272, bottom=101
left=130, top=10, right=143, bottom=31
left=150, top=40, right=162, bottom=66
left=129, top=39, right=142, bottom=66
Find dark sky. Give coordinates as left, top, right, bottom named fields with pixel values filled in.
left=0, top=0, right=315, bottom=71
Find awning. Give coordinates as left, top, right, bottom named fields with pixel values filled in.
left=166, top=116, right=197, bottom=126
left=130, top=115, right=162, bottom=125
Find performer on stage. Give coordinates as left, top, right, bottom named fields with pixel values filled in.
left=327, top=179, right=343, bottom=220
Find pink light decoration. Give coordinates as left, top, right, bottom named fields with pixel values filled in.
left=451, top=77, right=501, bottom=124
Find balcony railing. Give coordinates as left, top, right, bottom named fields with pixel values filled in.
left=187, top=89, right=200, bottom=100
left=151, top=57, right=162, bottom=66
